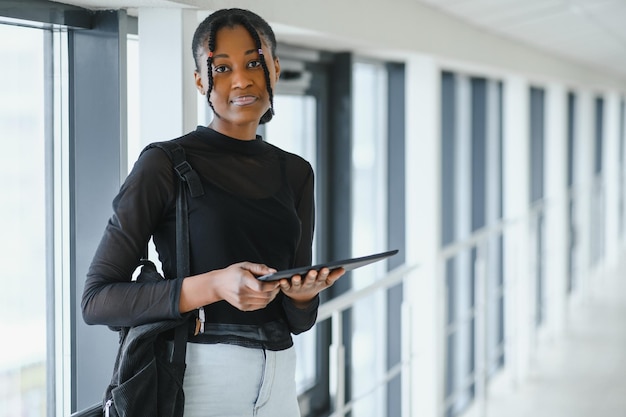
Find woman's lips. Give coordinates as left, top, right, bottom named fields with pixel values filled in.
left=231, top=95, right=257, bottom=106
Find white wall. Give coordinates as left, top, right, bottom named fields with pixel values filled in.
left=138, top=8, right=198, bottom=144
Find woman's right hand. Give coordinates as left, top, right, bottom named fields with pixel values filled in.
left=180, top=262, right=281, bottom=313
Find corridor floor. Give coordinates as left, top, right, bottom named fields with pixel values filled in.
left=484, top=266, right=626, bottom=417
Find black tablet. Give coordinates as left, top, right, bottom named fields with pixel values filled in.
left=257, top=249, right=399, bottom=282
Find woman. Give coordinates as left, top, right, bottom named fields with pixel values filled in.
left=82, top=8, right=344, bottom=417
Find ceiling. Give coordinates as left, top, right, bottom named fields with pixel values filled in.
left=55, top=0, right=626, bottom=79
left=416, top=0, right=626, bottom=79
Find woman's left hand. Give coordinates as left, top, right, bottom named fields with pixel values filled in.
left=279, top=267, right=345, bottom=309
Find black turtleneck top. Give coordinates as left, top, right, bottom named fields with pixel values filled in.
left=82, top=126, right=318, bottom=350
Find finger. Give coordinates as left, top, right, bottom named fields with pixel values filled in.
left=242, top=290, right=279, bottom=308
left=301, top=270, right=319, bottom=286
left=326, top=267, right=345, bottom=285
left=259, top=280, right=281, bottom=292
left=236, top=267, right=279, bottom=290
left=317, top=267, right=330, bottom=282
left=240, top=262, right=277, bottom=277
left=290, top=274, right=303, bottom=287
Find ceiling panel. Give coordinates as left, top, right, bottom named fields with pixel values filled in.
left=416, top=0, right=626, bottom=78
left=583, top=2, right=626, bottom=41
left=501, top=13, right=596, bottom=41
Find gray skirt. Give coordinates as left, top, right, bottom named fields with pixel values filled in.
left=183, top=343, right=301, bottom=417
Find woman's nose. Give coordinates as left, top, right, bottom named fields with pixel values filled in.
left=230, top=68, right=253, bottom=89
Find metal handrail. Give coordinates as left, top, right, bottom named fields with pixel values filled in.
left=438, top=217, right=513, bottom=261
left=317, top=262, right=420, bottom=322
left=439, top=198, right=549, bottom=417
left=315, top=261, right=419, bottom=417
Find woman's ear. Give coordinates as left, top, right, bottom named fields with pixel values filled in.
left=194, top=70, right=205, bottom=95
left=274, top=57, right=281, bottom=82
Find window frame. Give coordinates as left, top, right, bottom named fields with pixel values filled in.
left=440, top=71, right=505, bottom=417
left=0, top=1, right=95, bottom=415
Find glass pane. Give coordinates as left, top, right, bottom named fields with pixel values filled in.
left=350, top=62, right=388, bottom=416
left=265, top=94, right=318, bottom=393
left=265, top=95, right=317, bottom=170
left=0, top=24, right=47, bottom=417
left=265, top=94, right=317, bottom=262
left=352, top=63, right=387, bottom=269
left=127, top=34, right=141, bottom=174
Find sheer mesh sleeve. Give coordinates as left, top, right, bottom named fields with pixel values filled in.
left=81, top=147, right=183, bottom=327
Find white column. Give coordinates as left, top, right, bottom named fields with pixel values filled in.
left=603, top=92, right=621, bottom=268
left=502, top=74, right=531, bottom=385
left=138, top=8, right=198, bottom=146
left=544, top=82, right=568, bottom=338
left=404, top=54, right=442, bottom=417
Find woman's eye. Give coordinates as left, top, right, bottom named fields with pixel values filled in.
left=213, top=65, right=229, bottom=73
left=247, top=60, right=262, bottom=69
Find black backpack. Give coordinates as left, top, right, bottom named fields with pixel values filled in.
left=72, top=141, right=203, bottom=417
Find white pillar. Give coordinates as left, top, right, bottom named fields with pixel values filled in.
left=544, top=82, right=568, bottom=338
left=138, top=8, right=198, bottom=146
left=404, top=54, right=442, bottom=417
left=502, top=74, right=531, bottom=385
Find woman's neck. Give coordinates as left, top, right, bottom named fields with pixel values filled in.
left=208, top=120, right=258, bottom=141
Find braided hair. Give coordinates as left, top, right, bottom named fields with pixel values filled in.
left=192, top=8, right=277, bottom=124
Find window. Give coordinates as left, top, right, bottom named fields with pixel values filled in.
left=127, top=34, right=141, bottom=174
left=440, top=71, right=504, bottom=417
left=350, top=61, right=388, bottom=417
left=566, top=92, right=578, bottom=293
left=618, top=98, right=626, bottom=238
left=265, top=53, right=403, bottom=417
left=529, top=86, right=546, bottom=326
left=0, top=22, right=59, bottom=417
left=591, top=96, right=605, bottom=265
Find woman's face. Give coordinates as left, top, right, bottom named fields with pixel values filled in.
left=195, top=24, right=280, bottom=136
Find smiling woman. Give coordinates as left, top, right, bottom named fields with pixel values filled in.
left=81, top=7, right=345, bottom=417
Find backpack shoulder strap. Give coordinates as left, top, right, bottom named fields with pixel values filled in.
left=143, top=141, right=204, bottom=198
